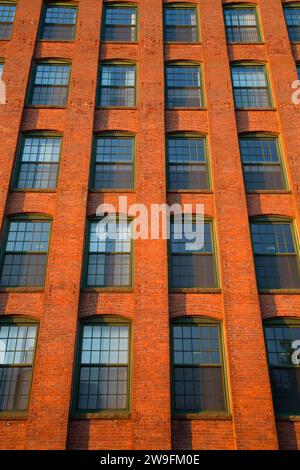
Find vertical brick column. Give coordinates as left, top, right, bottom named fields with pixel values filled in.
left=259, top=0, right=300, bottom=220
left=200, top=0, right=278, bottom=449
left=0, top=0, right=42, bottom=223
left=25, top=0, right=102, bottom=450
left=131, top=0, right=171, bottom=450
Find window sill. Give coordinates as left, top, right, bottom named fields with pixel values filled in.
left=0, top=412, right=27, bottom=421
left=36, top=39, right=75, bottom=44
left=276, top=415, right=300, bottom=422
left=0, top=287, right=44, bottom=293
left=167, top=189, right=213, bottom=194
left=70, top=411, right=131, bottom=420
left=173, top=412, right=231, bottom=421
left=96, top=106, right=137, bottom=110
left=81, top=287, right=133, bottom=293
left=10, top=188, right=57, bottom=193
left=246, top=190, right=291, bottom=194
left=170, top=288, right=221, bottom=294
left=89, top=189, right=136, bottom=193
left=236, top=108, right=276, bottom=111
left=166, top=107, right=207, bottom=111
left=101, top=41, right=138, bottom=45
left=25, top=105, right=67, bottom=110
left=259, top=289, right=300, bottom=295
left=164, top=42, right=201, bottom=45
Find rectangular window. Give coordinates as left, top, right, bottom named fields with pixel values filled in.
left=231, top=65, right=272, bottom=109
left=40, top=5, right=77, bottom=41
left=170, top=219, right=217, bottom=288
left=250, top=221, right=300, bottom=290
left=166, top=65, right=203, bottom=108
left=164, top=6, right=198, bottom=43
left=265, top=323, right=300, bottom=414
left=92, top=135, right=134, bottom=190
left=13, top=135, right=62, bottom=190
left=76, top=322, right=130, bottom=412
left=240, top=136, right=286, bottom=191
left=172, top=322, right=226, bottom=413
left=167, top=136, right=209, bottom=190
left=103, top=5, right=137, bottom=42
left=28, top=63, right=71, bottom=106
left=85, top=219, right=132, bottom=287
left=0, top=3, right=16, bottom=40
left=224, top=7, right=261, bottom=43
left=297, top=64, right=300, bottom=79
left=284, top=7, right=300, bottom=43
left=0, top=219, right=51, bottom=287
left=98, top=64, right=136, bottom=108
left=0, top=322, right=38, bottom=412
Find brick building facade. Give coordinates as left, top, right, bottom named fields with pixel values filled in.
left=0, top=0, right=300, bottom=450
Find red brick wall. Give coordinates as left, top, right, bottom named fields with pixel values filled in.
left=0, top=0, right=299, bottom=450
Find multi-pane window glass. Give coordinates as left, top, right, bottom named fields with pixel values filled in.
left=86, top=219, right=132, bottom=287
left=172, top=323, right=226, bottom=412
left=240, top=137, right=286, bottom=191
left=224, top=7, right=261, bottom=43
left=170, top=220, right=217, bottom=288
left=265, top=323, right=300, bottom=414
left=0, top=323, right=37, bottom=412
left=0, top=62, right=3, bottom=80
left=0, top=219, right=51, bottom=287
left=14, top=136, right=61, bottom=190
left=297, top=64, right=300, bottom=79
left=103, top=6, right=137, bottom=42
left=0, top=3, right=16, bottom=40
left=29, top=63, right=70, bottom=106
left=164, top=6, right=198, bottom=43
left=231, top=65, right=272, bottom=109
left=250, top=222, right=300, bottom=290
left=98, top=64, right=136, bottom=107
left=76, top=323, right=129, bottom=411
left=92, top=136, right=134, bottom=190
left=284, top=7, right=300, bottom=43
left=166, top=65, right=203, bottom=108
left=167, top=136, right=209, bottom=190
left=40, top=5, right=77, bottom=41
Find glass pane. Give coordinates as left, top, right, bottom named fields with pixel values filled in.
left=284, top=8, right=300, bottom=42
left=99, top=65, right=135, bottom=107
left=250, top=223, right=296, bottom=255
left=0, top=5, right=15, bottom=39
left=231, top=66, right=271, bottom=108
left=42, top=6, right=77, bottom=40
left=104, top=7, right=136, bottom=42
left=265, top=325, right=300, bottom=367
left=16, top=137, right=61, bottom=189
left=174, top=366, right=225, bottom=412
left=166, top=66, right=202, bottom=108
left=30, top=64, right=70, bottom=106
left=224, top=8, right=260, bottom=43
left=270, top=368, right=300, bottom=414
left=254, top=255, right=300, bottom=290
left=0, top=367, right=32, bottom=411
left=164, top=8, right=198, bottom=43
left=171, top=253, right=216, bottom=288
left=173, top=325, right=221, bottom=365
left=0, top=324, right=37, bottom=365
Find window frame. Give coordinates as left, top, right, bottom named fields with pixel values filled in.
left=223, top=3, right=263, bottom=44
left=71, top=316, right=132, bottom=417
left=239, top=133, right=289, bottom=193
left=163, top=2, right=200, bottom=44
left=89, top=132, right=136, bottom=191
left=165, top=61, right=205, bottom=110
left=82, top=216, right=134, bottom=289
left=264, top=317, right=300, bottom=416
left=11, top=131, right=63, bottom=192
left=26, top=59, right=72, bottom=108
left=168, top=217, right=220, bottom=291
left=38, top=2, right=78, bottom=43
left=166, top=132, right=211, bottom=192
left=284, top=2, right=300, bottom=44
left=0, top=0, right=17, bottom=41
left=101, top=2, right=138, bottom=43
left=0, top=214, right=52, bottom=290
left=96, top=61, right=137, bottom=109
left=170, top=317, right=229, bottom=416
left=250, top=217, right=300, bottom=292
left=0, top=316, right=39, bottom=416
left=231, top=61, right=274, bottom=110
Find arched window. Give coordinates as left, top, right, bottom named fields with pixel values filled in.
left=163, top=3, right=199, bottom=44
left=73, top=317, right=131, bottom=413
left=102, top=3, right=137, bottom=43
left=231, top=62, right=272, bottom=109
left=97, top=61, right=137, bottom=108
left=39, top=2, right=78, bottom=41
left=165, top=61, right=204, bottom=109
left=223, top=3, right=262, bottom=43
